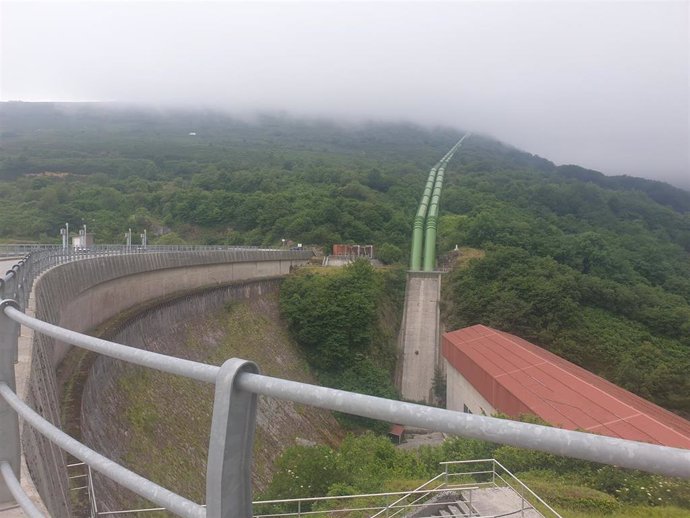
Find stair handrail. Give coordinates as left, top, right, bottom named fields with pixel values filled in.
left=492, top=459, right=562, bottom=518
left=368, top=472, right=445, bottom=518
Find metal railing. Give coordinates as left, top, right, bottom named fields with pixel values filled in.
left=441, top=459, right=562, bottom=518
left=0, top=243, right=292, bottom=308
left=1, top=247, right=690, bottom=517
left=369, top=472, right=446, bottom=518
left=91, top=458, right=560, bottom=517
left=105, top=485, right=480, bottom=518
left=66, top=462, right=98, bottom=518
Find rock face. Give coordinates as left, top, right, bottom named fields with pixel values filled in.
left=77, top=279, right=343, bottom=514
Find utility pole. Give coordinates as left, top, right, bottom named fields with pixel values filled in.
left=140, top=229, right=147, bottom=249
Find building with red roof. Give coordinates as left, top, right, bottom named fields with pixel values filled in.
left=442, top=324, right=690, bottom=449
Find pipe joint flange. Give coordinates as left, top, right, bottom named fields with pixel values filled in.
left=0, top=299, right=20, bottom=311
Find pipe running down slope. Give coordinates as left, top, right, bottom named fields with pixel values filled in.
left=410, top=134, right=468, bottom=271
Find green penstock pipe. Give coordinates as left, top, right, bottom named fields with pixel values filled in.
left=410, top=166, right=438, bottom=270
left=423, top=214, right=438, bottom=271
left=423, top=169, right=443, bottom=271
left=411, top=134, right=469, bottom=271
left=422, top=134, right=469, bottom=271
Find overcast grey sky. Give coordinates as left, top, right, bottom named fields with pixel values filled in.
left=1, top=1, right=688, bottom=188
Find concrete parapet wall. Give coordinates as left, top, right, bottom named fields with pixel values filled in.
left=21, top=250, right=309, bottom=517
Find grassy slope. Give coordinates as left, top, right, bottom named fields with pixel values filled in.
left=113, top=292, right=344, bottom=513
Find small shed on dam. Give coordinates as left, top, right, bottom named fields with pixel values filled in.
left=442, top=324, right=690, bottom=449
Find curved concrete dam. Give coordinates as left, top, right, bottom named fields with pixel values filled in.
left=18, top=250, right=311, bottom=517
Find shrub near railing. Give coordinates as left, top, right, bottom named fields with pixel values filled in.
left=517, top=475, right=620, bottom=515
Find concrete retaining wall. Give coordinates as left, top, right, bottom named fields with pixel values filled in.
left=22, top=250, right=310, bottom=517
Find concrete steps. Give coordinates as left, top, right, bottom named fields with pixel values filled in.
left=437, top=501, right=473, bottom=517
left=461, top=486, right=544, bottom=517
left=409, top=487, right=545, bottom=518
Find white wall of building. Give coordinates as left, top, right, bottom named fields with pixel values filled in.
left=445, top=359, right=496, bottom=416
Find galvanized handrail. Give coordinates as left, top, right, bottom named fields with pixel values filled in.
left=254, top=491, right=480, bottom=518
left=491, top=459, right=562, bottom=518
left=442, top=459, right=562, bottom=518
left=108, top=458, right=560, bottom=518
left=3, top=298, right=690, bottom=517
left=4, top=299, right=690, bottom=516
left=234, top=372, right=690, bottom=477
left=254, top=485, right=480, bottom=506
left=7, top=302, right=690, bottom=478
left=0, top=383, right=205, bottom=518
left=369, top=472, right=445, bottom=518
left=2, top=304, right=220, bottom=383
left=0, top=461, right=44, bottom=518
left=72, top=461, right=559, bottom=518
left=95, top=485, right=482, bottom=517
left=1, top=247, right=690, bottom=517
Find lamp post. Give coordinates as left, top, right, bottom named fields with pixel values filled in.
left=60, top=222, right=70, bottom=252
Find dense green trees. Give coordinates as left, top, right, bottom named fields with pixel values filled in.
left=261, top=432, right=690, bottom=514
left=439, top=139, right=690, bottom=415
left=280, top=261, right=401, bottom=409
left=0, top=103, right=454, bottom=249
left=281, top=260, right=380, bottom=371
left=2, top=103, right=690, bottom=419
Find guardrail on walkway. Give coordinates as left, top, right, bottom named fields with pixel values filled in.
left=1, top=247, right=689, bottom=517
left=440, top=459, right=562, bottom=518
left=25, top=458, right=561, bottom=518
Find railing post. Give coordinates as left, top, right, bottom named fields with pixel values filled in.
left=88, top=465, right=97, bottom=518
left=206, top=358, right=259, bottom=518
left=0, top=299, right=21, bottom=506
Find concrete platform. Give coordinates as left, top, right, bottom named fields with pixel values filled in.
left=462, top=486, right=544, bottom=517
left=398, top=272, right=442, bottom=403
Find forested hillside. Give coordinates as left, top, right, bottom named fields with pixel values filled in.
left=440, top=137, right=690, bottom=417
left=0, top=102, right=458, bottom=250
left=2, top=102, right=690, bottom=419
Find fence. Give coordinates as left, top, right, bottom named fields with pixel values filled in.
left=1, top=246, right=689, bottom=517
left=48, top=458, right=562, bottom=517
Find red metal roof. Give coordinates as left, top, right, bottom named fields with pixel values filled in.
left=443, top=324, right=690, bottom=449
